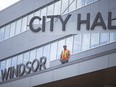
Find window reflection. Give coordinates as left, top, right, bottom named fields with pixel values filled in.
left=77, top=0, right=83, bottom=9
left=36, top=47, right=43, bottom=60
left=0, top=27, right=5, bottom=42
left=33, top=11, right=41, bottom=29
left=110, top=33, right=116, bottom=42
left=85, top=0, right=93, bottom=4
left=47, top=4, right=54, bottom=22
left=57, top=39, right=65, bottom=59
left=43, top=44, right=50, bottom=68
left=82, top=34, right=90, bottom=51
left=4, top=24, right=10, bottom=40
left=40, top=8, right=47, bottom=24
left=16, top=19, right=21, bottom=35
left=43, top=45, right=50, bottom=60
left=61, top=0, right=69, bottom=14
left=30, top=49, right=36, bottom=61
left=10, top=22, right=16, bottom=37
left=27, top=13, right=34, bottom=30
left=23, top=52, right=30, bottom=64
left=69, top=0, right=76, bottom=12
left=50, top=42, right=58, bottom=61
left=21, top=16, right=28, bottom=32
left=0, top=62, right=1, bottom=80
left=11, top=57, right=17, bottom=67
left=100, top=33, right=109, bottom=45
left=91, top=33, right=99, bottom=48
left=66, top=36, right=73, bottom=54
left=6, top=59, right=11, bottom=69
left=1, top=60, right=6, bottom=70
left=54, top=1, right=61, bottom=15
left=17, top=54, right=23, bottom=64
left=73, top=34, right=82, bottom=54
left=47, top=4, right=54, bottom=15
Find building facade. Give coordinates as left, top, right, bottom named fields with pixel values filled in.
left=0, top=0, right=116, bottom=87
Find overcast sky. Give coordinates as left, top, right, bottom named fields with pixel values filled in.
left=0, top=0, right=20, bottom=11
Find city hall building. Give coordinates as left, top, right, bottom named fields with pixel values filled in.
left=0, top=0, right=116, bottom=87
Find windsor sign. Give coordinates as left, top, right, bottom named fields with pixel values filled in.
left=1, top=57, right=47, bottom=82
left=29, top=12, right=116, bottom=32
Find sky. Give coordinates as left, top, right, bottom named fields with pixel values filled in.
left=0, top=0, right=20, bottom=11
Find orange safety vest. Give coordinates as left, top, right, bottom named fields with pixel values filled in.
left=61, top=50, right=70, bottom=60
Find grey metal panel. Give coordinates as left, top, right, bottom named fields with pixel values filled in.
left=75, top=51, right=88, bottom=59
left=52, top=63, right=79, bottom=81
left=109, top=53, right=116, bottom=67
left=99, top=0, right=109, bottom=13
left=107, top=42, right=116, bottom=51
left=90, top=0, right=100, bottom=17
left=109, top=0, right=116, bottom=10
left=30, top=71, right=53, bottom=86
left=87, top=48, right=97, bottom=57
left=79, top=55, right=109, bottom=75
left=11, top=77, right=31, bottom=87
left=0, top=84, right=7, bottom=87
left=50, top=59, right=61, bottom=67
left=96, top=45, right=107, bottom=54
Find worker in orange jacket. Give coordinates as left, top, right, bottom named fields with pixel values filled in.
left=60, top=45, right=70, bottom=64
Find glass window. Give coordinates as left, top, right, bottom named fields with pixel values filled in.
left=47, top=4, right=54, bottom=22
left=0, top=62, right=1, bottom=80
left=35, top=10, right=41, bottom=16
left=40, top=8, right=47, bottom=24
left=54, top=1, right=61, bottom=15
left=23, top=52, right=30, bottom=64
left=61, top=0, right=69, bottom=15
left=47, top=4, right=54, bottom=15
left=0, top=27, right=5, bottom=42
left=90, top=33, right=99, bottom=48
left=33, top=11, right=41, bottom=29
left=110, top=33, right=116, bottom=42
left=17, top=54, right=23, bottom=64
left=27, top=13, right=34, bottom=30
left=100, top=33, right=109, bottom=45
left=0, top=60, right=6, bottom=80
left=57, top=39, right=65, bottom=59
left=6, top=59, right=11, bottom=69
left=4, top=24, right=10, bottom=40
left=77, top=0, right=83, bottom=9
left=43, top=44, right=50, bottom=68
left=50, top=42, right=58, bottom=61
left=10, top=22, right=16, bottom=37
left=1, top=60, right=6, bottom=70
left=11, top=56, right=17, bottom=78
left=15, top=19, right=22, bottom=35
left=21, top=16, right=28, bottom=32
left=82, top=34, right=90, bottom=51
left=11, top=56, right=17, bottom=67
left=73, top=34, right=82, bottom=54
left=36, top=47, right=43, bottom=60
left=30, top=49, right=36, bottom=61
left=69, top=0, right=76, bottom=12
left=41, top=8, right=47, bottom=17
left=66, top=36, right=73, bottom=54
left=43, top=44, right=50, bottom=60
left=85, top=0, right=93, bottom=4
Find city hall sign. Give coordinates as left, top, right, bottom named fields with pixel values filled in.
left=29, top=12, right=116, bottom=32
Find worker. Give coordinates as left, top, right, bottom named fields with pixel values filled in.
left=60, top=45, right=70, bottom=64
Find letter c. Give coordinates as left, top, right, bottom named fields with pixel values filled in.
left=29, top=16, right=42, bottom=32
